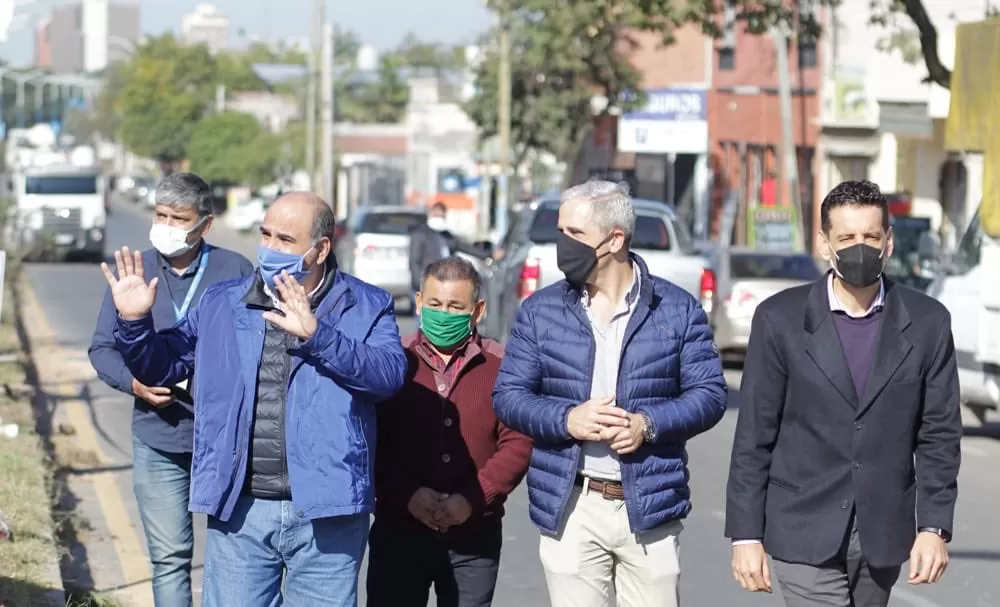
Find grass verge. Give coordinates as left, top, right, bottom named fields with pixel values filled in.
left=0, top=281, right=63, bottom=606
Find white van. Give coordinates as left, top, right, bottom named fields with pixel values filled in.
left=928, top=207, right=1000, bottom=423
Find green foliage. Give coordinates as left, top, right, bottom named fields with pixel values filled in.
left=338, top=54, right=410, bottom=123
left=115, top=35, right=222, bottom=161
left=187, top=112, right=277, bottom=187
left=467, top=1, right=654, bottom=162
left=467, top=0, right=950, bottom=164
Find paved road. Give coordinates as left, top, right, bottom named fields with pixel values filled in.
left=22, top=199, right=1000, bottom=606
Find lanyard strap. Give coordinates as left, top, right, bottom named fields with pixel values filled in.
left=173, top=247, right=210, bottom=321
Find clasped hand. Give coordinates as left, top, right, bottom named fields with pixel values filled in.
left=408, top=488, right=473, bottom=533
left=566, top=395, right=647, bottom=455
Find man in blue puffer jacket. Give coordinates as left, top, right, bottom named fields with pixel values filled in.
left=493, top=180, right=728, bottom=607
left=102, top=193, right=406, bottom=607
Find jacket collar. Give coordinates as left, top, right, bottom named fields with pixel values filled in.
left=242, top=258, right=338, bottom=312
left=562, top=252, right=656, bottom=312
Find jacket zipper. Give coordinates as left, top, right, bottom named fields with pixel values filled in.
left=280, top=332, right=292, bottom=497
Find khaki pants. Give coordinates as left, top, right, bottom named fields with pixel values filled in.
left=539, top=483, right=682, bottom=607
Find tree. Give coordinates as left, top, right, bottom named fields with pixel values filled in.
left=630, top=0, right=956, bottom=89
left=466, top=1, right=654, bottom=164
left=187, top=112, right=277, bottom=186
left=115, top=35, right=220, bottom=162
left=338, top=53, right=410, bottom=123
left=467, top=0, right=960, bottom=168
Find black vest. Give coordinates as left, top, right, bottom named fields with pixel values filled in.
left=242, top=263, right=336, bottom=499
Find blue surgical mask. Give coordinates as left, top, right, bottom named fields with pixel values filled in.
left=257, top=245, right=313, bottom=289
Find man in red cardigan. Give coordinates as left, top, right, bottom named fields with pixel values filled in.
left=367, top=256, right=532, bottom=607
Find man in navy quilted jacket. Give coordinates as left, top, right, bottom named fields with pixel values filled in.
left=493, top=179, right=728, bottom=607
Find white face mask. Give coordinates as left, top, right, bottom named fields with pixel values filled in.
left=150, top=220, right=203, bottom=258
left=427, top=216, right=447, bottom=232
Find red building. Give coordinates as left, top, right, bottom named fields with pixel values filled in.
left=571, top=26, right=713, bottom=235
left=709, top=3, right=823, bottom=251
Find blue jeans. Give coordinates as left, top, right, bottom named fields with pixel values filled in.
left=203, top=495, right=369, bottom=607
left=132, top=437, right=194, bottom=607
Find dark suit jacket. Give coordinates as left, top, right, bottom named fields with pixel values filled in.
left=408, top=224, right=490, bottom=290
left=725, top=277, right=962, bottom=568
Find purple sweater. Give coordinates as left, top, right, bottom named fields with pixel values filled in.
left=832, top=310, right=884, bottom=398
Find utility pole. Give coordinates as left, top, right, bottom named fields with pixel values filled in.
left=772, top=26, right=806, bottom=251
left=321, top=21, right=335, bottom=207
left=305, top=0, right=322, bottom=192
left=496, top=2, right=512, bottom=239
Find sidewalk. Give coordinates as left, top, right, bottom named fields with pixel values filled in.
left=0, top=279, right=64, bottom=607
left=14, top=275, right=153, bottom=607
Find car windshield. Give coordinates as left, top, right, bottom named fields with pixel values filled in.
left=730, top=253, right=821, bottom=280
left=358, top=211, right=426, bottom=235
left=25, top=175, right=98, bottom=195
left=528, top=207, right=672, bottom=250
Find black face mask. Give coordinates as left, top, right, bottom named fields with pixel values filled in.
left=833, top=243, right=884, bottom=288
left=556, top=232, right=611, bottom=289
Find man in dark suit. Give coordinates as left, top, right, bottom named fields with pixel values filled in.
left=725, top=179, right=962, bottom=606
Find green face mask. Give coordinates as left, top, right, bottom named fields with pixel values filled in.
left=420, top=306, right=474, bottom=349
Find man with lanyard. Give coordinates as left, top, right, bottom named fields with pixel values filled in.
left=89, top=173, right=253, bottom=607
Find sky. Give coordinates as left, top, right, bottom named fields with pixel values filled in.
left=0, top=0, right=494, bottom=67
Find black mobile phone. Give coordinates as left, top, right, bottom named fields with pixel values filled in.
left=170, top=384, right=194, bottom=406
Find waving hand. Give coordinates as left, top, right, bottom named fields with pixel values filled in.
left=100, top=246, right=158, bottom=321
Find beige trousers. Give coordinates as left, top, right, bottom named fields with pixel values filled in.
left=539, top=483, right=682, bottom=607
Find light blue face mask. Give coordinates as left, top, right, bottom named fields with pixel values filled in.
left=257, top=244, right=313, bottom=289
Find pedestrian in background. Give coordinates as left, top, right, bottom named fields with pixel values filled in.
left=99, top=192, right=406, bottom=607
left=367, top=256, right=531, bottom=607
left=88, top=172, right=253, bottom=607
left=493, top=180, right=728, bottom=607
left=726, top=179, right=961, bottom=606
left=408, top=202, right=496, bottom=314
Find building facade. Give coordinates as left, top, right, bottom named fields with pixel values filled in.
left=709, top=1, right=822, bottom=252
left=820, top=0, right=987, bottom=247
left=182, top=4, right=230, bottom=55
left=571, top=26, right=712, bottom=237
left=34, top=0, right=139, bottom=73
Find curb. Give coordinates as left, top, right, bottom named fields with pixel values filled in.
left=9, top=277, right=66, bottom=607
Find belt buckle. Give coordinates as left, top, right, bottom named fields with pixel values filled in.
left=597, top=481, right=618, bottom=501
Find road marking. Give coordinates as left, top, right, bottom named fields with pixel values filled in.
left=19, top=279, right=153, bottom=605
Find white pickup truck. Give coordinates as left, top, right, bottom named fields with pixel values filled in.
left=479, top=197, right=710, bottom=340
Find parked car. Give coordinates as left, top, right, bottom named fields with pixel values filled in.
left=705, top=247, right=822, bottom=355
left=478, top=196, right=709, bottom=341
left=335, top=206, right=428, bottom=309
left=226, top=195, right=268, bottom=234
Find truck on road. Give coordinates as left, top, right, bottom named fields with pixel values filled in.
left=7, top=165, right=108, bottom=262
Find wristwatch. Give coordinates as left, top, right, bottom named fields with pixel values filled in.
left=918, top=527, right=952, bottom=543
left=639, top=413, right=656, bottom=443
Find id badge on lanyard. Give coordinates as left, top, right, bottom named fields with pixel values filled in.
left=168, top=247, right=209, bottom=392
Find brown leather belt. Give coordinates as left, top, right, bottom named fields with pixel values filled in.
left=576, top=475, right=625, bottom=500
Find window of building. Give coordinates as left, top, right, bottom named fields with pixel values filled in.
left=718, top=48, right=735, bottom=71
left=798, top=40, right=817, bottom=68
left=797, top=0, right=818, bottom=68
left=718, top=0, right=737, bottom=71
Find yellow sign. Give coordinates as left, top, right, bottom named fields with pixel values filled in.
left=946, top=18, right=1000, bottom=237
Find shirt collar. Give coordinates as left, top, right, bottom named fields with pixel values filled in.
left=159, top=240, right=205, bottom=277
left=413, top=329, right=482, bottom=371
left=581, top=261, right=641, bottom=313
left=827, top=272, right=885, bottom=318
left=263, top=271, right=327, bottom=307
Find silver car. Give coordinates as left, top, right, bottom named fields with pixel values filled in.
left=335, top=206, right=427, bottom=303
left=706, top=247, right=823, bottom=354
